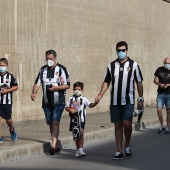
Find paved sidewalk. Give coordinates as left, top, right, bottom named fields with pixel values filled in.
left=0, top=106, right=160, bottom=164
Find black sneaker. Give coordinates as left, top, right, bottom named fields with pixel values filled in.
left=55, top=147, right=60, bottom=152
left=112, top=152, right=124, bottom=160
left=49, top=147, right=56, bottom=155
left=157, top=127, right=165, bottom=134
left=125, top=146, right=132, bottom=158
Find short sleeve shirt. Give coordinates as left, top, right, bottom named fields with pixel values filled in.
left=35, top=63, right=70, bottom=107
left=0, top=72, right=18, bottom=104
left=154, top=66, right=170, bottom=93
left=104, top=57, right=143, bottom=105
left=65, top=95, right=91, bottom=122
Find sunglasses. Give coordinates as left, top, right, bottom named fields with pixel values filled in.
left=116, top=49, right=127, bottom=52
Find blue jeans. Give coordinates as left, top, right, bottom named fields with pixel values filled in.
left=110, top=104, right=134, bottom=123
left=43, top=105, right=65, bottom=125
left=156, top=93, right=170, bottom=108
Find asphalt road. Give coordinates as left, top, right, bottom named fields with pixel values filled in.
left=0, top=125, right=170, bottom=170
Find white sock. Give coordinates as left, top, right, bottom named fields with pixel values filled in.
left=79, top=148, right=83, bottom=152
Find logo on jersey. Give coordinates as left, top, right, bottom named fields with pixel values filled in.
left=120, top=67, right=123, bottom=71
left=127, top=67, right=131, bottom=72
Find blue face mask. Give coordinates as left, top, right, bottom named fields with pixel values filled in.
left=0, top=66, right=7, bottom=73
left=117, top=51, right=127, bottom=60
left=164, top=64, right=170, bottom=69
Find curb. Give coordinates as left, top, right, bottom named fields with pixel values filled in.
left=0, top=119, right=159, bottom=164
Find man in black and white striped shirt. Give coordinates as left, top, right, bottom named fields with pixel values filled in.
left=31, top=50, right=70, bottom=155
left=96, top=41, right=144, bottom=159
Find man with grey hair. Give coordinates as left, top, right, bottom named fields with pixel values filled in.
left=154, top=57, right=170, bottom=134
left=31, top=50, right=70, bottom=155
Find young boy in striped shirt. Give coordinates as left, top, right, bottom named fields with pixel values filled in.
left=65, top=82, right=98, bottom=157
left=0, top=58, right=18, bottom=143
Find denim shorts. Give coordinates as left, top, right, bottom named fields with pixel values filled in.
left=43, top=105, right=65, bottom=125
left=110, top=104, right=134, bottom=123
left=156, top=93, right=170, bottom=108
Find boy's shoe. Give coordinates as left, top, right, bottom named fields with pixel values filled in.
left=49, top=147, right=56, bottom=155
left=125, top=146, right=132, bottom=158
left=157, top=127, right=165, bottom=134
left=10, top=128, right=17, bottom=141
left=79, top=150, right=86, bottom=156
left=0, top=137, right=3, bottom=143
left=75, top=150, right=80, bottom=157
left=112, top=152, right=124, bottom=160
left=166, top=128, right=170, bottom=134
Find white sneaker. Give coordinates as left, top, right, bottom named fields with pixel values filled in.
left=75, top=151, right=80, bottom=157
left=79, top=150, right=86, bottom=156
left=166, top=128, right=170, bottom=134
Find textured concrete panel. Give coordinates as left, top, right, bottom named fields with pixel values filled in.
left=0, top=0, right=170, bottom=121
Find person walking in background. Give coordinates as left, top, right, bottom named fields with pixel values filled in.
left=154, top=57, right=170, bottom=134
left=31, top=50, right=70, bottom=155
left=65, top=82, right=98, bottom=157
left=0, top=58, right=18, bottom=143
left=95, top=41, right=144, bottom=160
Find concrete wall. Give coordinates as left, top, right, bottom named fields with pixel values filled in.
left=0, top=0, right=170, bottom=122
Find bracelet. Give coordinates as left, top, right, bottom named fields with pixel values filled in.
left=137, top=96, right=144, bottom=102
left=98, top=93, right=103, bottom=98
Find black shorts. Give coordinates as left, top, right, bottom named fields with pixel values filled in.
left=69, top=121, right=85, bottom=131
left=0, top=104, right=12, bottom=120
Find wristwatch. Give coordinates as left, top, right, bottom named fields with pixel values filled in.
left=137, top=96, right=144, bottom=102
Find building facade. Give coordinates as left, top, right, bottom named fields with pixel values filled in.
left=0, top=0, right=170, bottom=121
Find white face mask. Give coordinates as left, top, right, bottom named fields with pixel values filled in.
left=47, top=59, right=55, bottom=67
left=74, top=90, right=82, bottom=96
